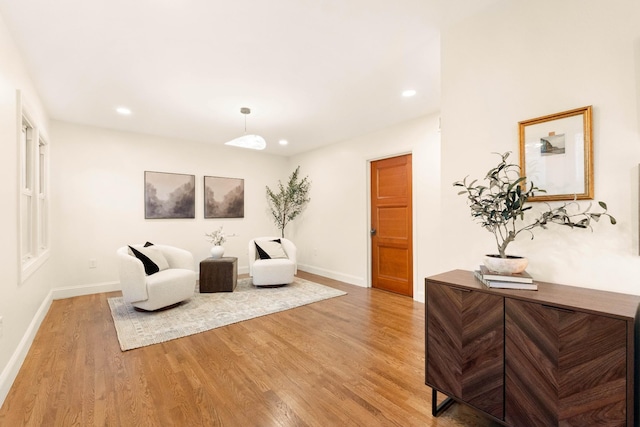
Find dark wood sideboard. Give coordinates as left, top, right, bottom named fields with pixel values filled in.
left=425, top=269, right=640, bottom=426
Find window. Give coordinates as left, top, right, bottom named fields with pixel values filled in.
left=20, top=119, right=34, bottom=262
left=19, top=97, right=50, bottom=281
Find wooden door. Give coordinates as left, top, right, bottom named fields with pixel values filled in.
left=505, top=299, right=627, bottom=426
left=370, top=154, right=413, bottom=296
left=426, top=282, right=505, bottom=419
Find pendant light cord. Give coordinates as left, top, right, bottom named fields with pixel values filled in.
left=240, top=107, right=251, bottom=134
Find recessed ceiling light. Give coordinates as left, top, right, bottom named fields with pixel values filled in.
left=116, top=106, right=132, bottom=115
left=279, top=139, right=288, bottom=146
left=402, top=89, right=417, bottom=97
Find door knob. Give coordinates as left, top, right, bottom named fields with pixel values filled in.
left=370, top=228, right=377, bottom=236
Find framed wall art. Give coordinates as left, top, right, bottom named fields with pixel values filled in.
left=144, top=171, right=195, bottom=219
left=204, top=176, right=244, bottom=218
left=519, top=105, right=593, bottom=201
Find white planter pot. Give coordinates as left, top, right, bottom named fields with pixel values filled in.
left=210, top=245, right=225, bottom=259
left=484, top=255, right=528, bottom=274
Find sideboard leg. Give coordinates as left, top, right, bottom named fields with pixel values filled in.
left=431, top=388, right=454, bottom=416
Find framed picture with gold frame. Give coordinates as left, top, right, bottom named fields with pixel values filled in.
left=519, top=106, right=593, bottom=202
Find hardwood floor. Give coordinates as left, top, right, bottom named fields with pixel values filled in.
left=0, top=272, right=500, bottom=426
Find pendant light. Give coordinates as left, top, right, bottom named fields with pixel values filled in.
left=224, top=107, right=266, bottom=150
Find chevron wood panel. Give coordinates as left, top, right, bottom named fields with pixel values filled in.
left=505, top=299, right=627, bottom=426
left=461, top=290, right=504, bottom=419
left=427, top=282, right=504, bottom=419
left=505, top=299, right=559, bottom=426
left=427, top=282, right=463, bottom=396
left=558, top=310, right=626, bottom=426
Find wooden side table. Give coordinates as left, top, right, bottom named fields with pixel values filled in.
left=199, top=257, right=237, bottom=293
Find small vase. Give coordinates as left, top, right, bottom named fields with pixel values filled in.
left=484, top=254, right=528, bottom=274
left=210, top=245, right=224, bottom=259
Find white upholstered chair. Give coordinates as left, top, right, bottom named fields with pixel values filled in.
left=248, top=237, right=297, bottom=287
left=117, top=244, right=196, bottom=311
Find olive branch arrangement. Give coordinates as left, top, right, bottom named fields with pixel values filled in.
left=453, top=152, right=616, bottom=258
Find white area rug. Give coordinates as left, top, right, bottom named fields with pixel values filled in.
left=108, top=277, right=347, bottom=351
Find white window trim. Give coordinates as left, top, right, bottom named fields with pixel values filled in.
left=18, top=91, right=50, bottom=282
left=37, top=137, right=49, bottom=252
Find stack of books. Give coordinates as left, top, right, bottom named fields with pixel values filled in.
left=474, top=264, right=537, bottom=290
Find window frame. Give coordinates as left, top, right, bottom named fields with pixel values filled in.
left=18, top=91, right=50, bottom=282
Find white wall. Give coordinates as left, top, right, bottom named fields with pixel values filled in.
left=49, top=121, right=289, bottom=290
left=0, top=13, right=54, bottom=403
left=440, top=0, right=640, bottom=294
left=49, top=115, right=442, bottom=306
left=290, top=114, right=441, bottom=301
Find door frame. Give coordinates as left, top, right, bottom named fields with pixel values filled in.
left=366, top=151, right=417, bottom=298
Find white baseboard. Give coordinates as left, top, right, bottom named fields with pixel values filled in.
left=51, top=280, right=121, bottom=300
left=0, top=288, right=53, bottom=408
left=297, top=265, right=427, bottom=303
left=297, top=264, right=367, bottom=287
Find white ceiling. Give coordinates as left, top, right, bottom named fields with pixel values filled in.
left=0, top=0, right=499, bottom=156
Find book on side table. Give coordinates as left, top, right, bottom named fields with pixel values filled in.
left=474, top=265, right=537, bottom=290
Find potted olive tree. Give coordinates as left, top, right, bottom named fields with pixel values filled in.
left=266, top=166, right=311, bottom=238
left=454, top=152, right=616, bottom=273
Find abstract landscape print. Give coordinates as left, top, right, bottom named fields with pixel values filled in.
left=145, top=171, right=195, bottom=219
left=204, top=176, right=244, bottom=218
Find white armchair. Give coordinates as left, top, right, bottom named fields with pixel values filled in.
left=117, top=244, right=196, bottom=311
left=248, top=237, right=297, bottom=287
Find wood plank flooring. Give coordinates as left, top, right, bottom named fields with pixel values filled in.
left=0, top=272, right=500, bottom=426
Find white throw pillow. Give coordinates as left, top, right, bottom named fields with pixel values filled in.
left=255, top=240, right=288, bottom=260
left=128, top=245, right=169, bottom=274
